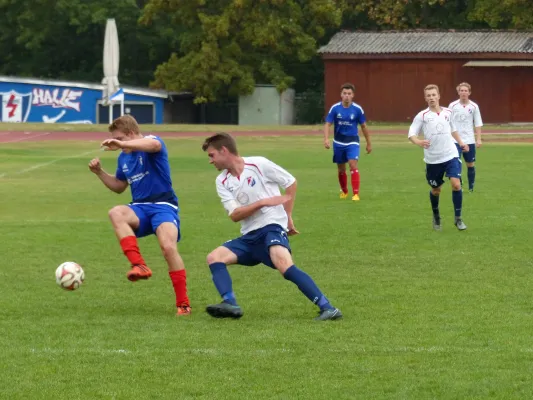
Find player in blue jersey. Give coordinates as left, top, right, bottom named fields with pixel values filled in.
left=324, top=82, right=372, bottom=201
left=88, top=115, right=191, bottom=316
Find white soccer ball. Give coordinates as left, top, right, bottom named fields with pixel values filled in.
left=55, top=262, right=85, bottom=291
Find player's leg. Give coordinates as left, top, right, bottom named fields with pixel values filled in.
left=205, top=242, right=255, bottom=319
left=337, top=163, right=348, bottom=198
left=347, top=145, right=361, bottom=200
left=455, top=143, right=464, bottom=187
left=447, top=158, right=467, bottom=230
left=267, top=244, right=342, bottom=321
left=333, top=143, right=349, bottom=198
left=154, top=219, right=190, bottom=316
left=464, top=144, right=476, bottom=192
left=108, top=205, right=151, bottom=281
left=426, top=163, right=445, bottom=231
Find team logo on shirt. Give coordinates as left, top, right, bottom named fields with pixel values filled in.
left=122, top=163, right=129, bottom=173
left=246, top=176, right=256, bottom=187
left=436, top=123, right=444, bottom=132
left=237, top=192, right=250, bottom=205
left=350, top=114, right=355, bottom=120
left=337, top=113, right=342, bottom=119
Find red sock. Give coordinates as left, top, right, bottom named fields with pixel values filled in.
left=169, top=269, right=190, bottom=307
left=338, top=171, right=348, bottom=194
left=119, top=236, right=146, bottom=266
left=351, top=169, right=360, bottom=194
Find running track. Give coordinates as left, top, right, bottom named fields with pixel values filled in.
left=0, top=129, right=532, bottom=144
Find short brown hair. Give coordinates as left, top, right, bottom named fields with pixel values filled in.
left=202, top=132, right=238, bottom=155
left=109, top=115, right=140, bottom=135
left=456, top=82, right=471, bottom=92
left=424, top=84, right=440, bottom=94
left=341, top=82, right=355, bottom=92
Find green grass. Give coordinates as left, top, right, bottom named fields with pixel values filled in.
left=0, top=121, right=532, bottom=132
left=1, top=135, right=533, bottom=399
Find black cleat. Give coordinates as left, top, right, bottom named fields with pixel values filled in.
left=206, top=302, right=244, bottom=319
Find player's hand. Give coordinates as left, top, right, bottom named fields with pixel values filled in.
left=476, top=139, right=482, bottom=148
left=101, top=139, right=124, bottom=151
left=461, top=143, right=470, bottom=152
left=419, top=140, right=430, bottom=149
left=262, top=195, right=291, bottom=207
left=287, top=216, right=300, bottom=236
left=323, top=139, right=330, bottom=149
left=366, top=143, right=372, bottom=154
left=88, top=158, right=102, bottom=174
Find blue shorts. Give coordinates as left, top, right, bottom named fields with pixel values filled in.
left=425, top=158, right=462, bottom=188
left=222, top=224, right=291, bottom=269
left=333, top=143, right=360, bottom=164
left=455, top=143, right=476, bottom=163
left=128, top=203, right=181, bottom=242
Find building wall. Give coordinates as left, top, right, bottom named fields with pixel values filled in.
left=0, top=81, right=165, bottom=124
left=239, top=85, right=295, bottom=125
left=324, top=59, right=533, bottom=123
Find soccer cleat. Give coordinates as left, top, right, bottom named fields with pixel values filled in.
left=469, top=188, right=474, bottom=193
left=433, top=215, right=442, bottom=231
left=176, top=305, right=191, bottom=316
left=126, top=264, right=152, bottom=282
left=351, top=194, right=360, bottom=201
left=339, top=191, right=349, bottom=199
left=206, top=302, right=244, bottom=319
left=314, top=307, right=343, bottom=321
left=455, top=218, right=467, bottom=231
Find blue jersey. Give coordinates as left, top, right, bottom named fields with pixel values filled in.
left=115, top=135, right=178, bottom=206
left=325, top=102, right=366, bottom=145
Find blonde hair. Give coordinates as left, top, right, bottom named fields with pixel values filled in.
left=424, top=84, right=440, bottom=94
left=456, top=82, right=471, bottom=92
left=108, top=115, right=140, bottom=135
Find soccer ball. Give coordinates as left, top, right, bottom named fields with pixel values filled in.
left=55, top=262, right=85, bottom=291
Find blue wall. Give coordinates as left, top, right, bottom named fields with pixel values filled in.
left=0, top=81, right=164, bottom=124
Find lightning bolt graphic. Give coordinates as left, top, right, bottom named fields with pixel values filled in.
left=6, top=94, right=18, bottom=118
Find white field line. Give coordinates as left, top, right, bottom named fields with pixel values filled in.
left=1, top=131, right=52, bottom=143
left=25, top=345, right=533, bottom=356
left=0, top=149, right=97, bottom=178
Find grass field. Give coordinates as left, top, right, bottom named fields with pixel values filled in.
left=1, top=134, right=533, bottom=399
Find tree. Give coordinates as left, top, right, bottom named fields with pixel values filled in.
left=140, top=0, right=344, bottom=103
left=0, top=0, right=175, bottom=86
left=468, top=0, right=533, bottom=28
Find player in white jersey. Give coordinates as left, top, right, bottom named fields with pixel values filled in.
left=449, top=82, right=483, bottom=192
left=408, top=84, right=470, bottom=231
left=201, top=132, right=342, bottom=321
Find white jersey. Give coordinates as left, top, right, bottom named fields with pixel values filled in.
left=448, top=100, right=483, bottom=144
left=215, top=156, right=296, bottom=235
left=408, top=107, right=459, bottom=164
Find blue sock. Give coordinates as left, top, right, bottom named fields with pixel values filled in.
left=452, top=190, right=462, bottom=217
left=429, top=191, right=440, bottom=217
left=467, top=167, right=475, bottom=190
left=283, top=265, right=333, bottom=311
left=209, top=262, right=237, bottom=306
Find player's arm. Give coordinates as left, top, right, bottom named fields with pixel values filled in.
left=452, top=131, right=469, bottom=152
left=260, top=158, right=299, bottom=234
left=358, top=109, right=372, bottom=154
left=101, top=137, right=162, bottom=153
left=408, top=115, right=429, bottom=148
left=88, top=158, right=128, bottom=193
left=474, top=107, right=483, bottom=147
left=323, top=122, right=332, bottom=149
left=449, top=117, right=469, bottom=151
left=216, top=179, right=289, bottom=223
left=323, top=106, right=336, bottom=149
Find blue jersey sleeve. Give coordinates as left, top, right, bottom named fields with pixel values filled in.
left=325, top=106, right=336, bottom=123
left=357, top=108, right=366, bottom=125
left=115, top=166, right=126, bottom=181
